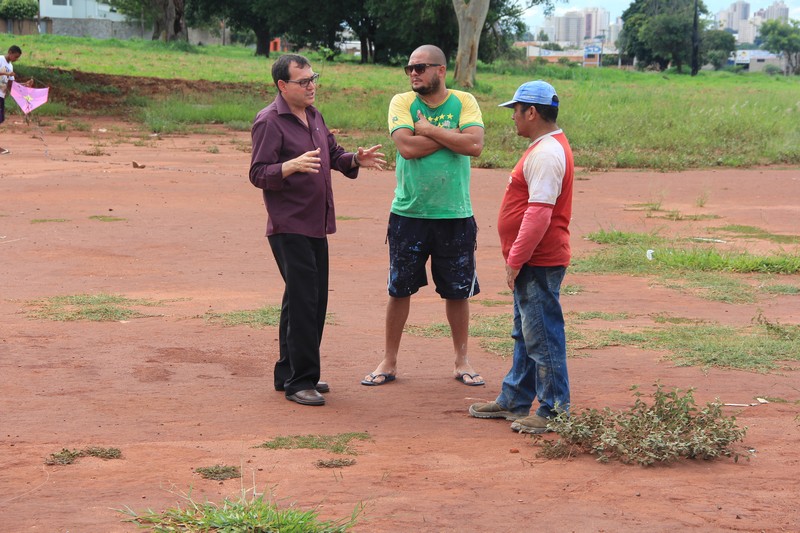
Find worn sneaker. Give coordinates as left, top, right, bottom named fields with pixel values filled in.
left=510, top=414, right=552, bottom=434
left=469, top=402, right=527, bottom=421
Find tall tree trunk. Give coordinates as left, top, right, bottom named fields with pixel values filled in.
left=452, top=0, right=490, bottom=88
left=254, top=27, right=272, bottom=57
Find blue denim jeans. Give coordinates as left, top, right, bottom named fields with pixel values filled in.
left=495, top=265, right=570, bottom=418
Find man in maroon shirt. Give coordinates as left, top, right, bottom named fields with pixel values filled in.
left=249, top=54, right=385, bottom=406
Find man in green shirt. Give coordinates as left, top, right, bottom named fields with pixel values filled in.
left=362, top=44, right=486, bottom=387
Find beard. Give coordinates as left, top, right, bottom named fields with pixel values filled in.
left=412, top=75, right=440, bottom=96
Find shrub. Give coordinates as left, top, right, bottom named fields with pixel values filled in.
left=0, top=0, right=38, bottom=20
left=539, top=383, right=748, bottom=465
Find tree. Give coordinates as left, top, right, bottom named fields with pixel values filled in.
left=368, top=0, right=458, bottom=64
left=452, top=0, right=490, bottom=87
left=759, top=19, right=800, bottom=75
left=187, top=0, right=285, bottom=56
left=477, top=0, right=527, bottom=64
left=621, top=0, right=708, bottom=71
left=644, top=13, right=693, bottom=72
left=341, top=0, right=378, bottom=63
left=105, top=0, right=186, bottom=41
left=152, top=0, right=187, bottom=41
left=701, top=29, right=735, bottom=70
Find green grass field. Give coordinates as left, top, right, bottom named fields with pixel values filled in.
left=3, top=34, right=800, bottom=170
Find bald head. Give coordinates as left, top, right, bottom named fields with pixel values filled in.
left=411, top=45, right=446, bottom=67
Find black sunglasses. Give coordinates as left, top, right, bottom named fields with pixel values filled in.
left=403, top=63, right=442, bottom=75
left=285, top=73, right=320, bottom=88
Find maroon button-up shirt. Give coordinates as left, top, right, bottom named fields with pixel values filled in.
left=249, top=93, right=358, bottom=238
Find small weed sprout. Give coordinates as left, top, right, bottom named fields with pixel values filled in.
left=195, top=464, right=240, bottom=481
left=315, top=458, right=357, bottom=468
left=538, top=383, right=748, bottom=465
left=46, top=446, right=122, bottom=465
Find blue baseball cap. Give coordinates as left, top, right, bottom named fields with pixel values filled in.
left=499, top=80, right=559, bottom=108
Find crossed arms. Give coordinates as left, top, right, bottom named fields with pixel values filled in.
left=391, top=110, right=484, bottom=160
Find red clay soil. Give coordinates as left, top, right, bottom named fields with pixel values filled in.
left=1, top=117, right=799, bottom=532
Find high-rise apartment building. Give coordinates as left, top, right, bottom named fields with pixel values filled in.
left=717, top=1, right=790, bottom=43
left=764, top=1, right=789, bottom=21
left=545, top=7, right=611, bottom=46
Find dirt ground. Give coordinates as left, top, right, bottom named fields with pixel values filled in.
left=1, top=116, right=799, bottom=533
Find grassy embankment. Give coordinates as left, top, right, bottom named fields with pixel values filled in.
left=3, top=34, right=799, bottom=170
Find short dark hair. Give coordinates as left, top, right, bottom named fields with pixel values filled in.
left=8, top=45, right=22, bottom=55
left=271, top=54, right=310, bottom=88
left=526, top=97, right=559, bottom=123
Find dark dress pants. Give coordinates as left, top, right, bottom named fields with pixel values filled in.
left=267, top=233, right=329, bottom=396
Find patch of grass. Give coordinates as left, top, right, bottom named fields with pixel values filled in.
left=406, top=314, right=510, bottom=339
left=27, top=293, right=165, bottom=322
left=578, top=316, right=800, bottom=371
left=716, top=224, right=800, bottom=245
left=574, top=242, right=800, bottom=276
left=474, top=298, right=512, bottom=307
left=30, top=218, right=69, bottom=223
left=89, top=215, right=126, bottom=222
left=336, top=215, right=363, bottom=221
left=649, top=313, right=707, bottom=325
left=562, top=284, right=584, bottom=295
left=650, top=211, right=721, bottom=221
left=760, top=283, right=800, bottom=295
left=569, top=311, right=632, bottom=321
left=538, top=383, right=748, bottom=465
left=624, top=201, right=663, bottom=213
left=257, top=433, right=371, bottom=455
left=480, top=338, right=514, bottom=359
left=46, top=446, right=122, bottom=465
left=70, top=120, right=91, bottom=131
left=695, top=191, right=709, bottom=207
left=121, top=487, right=361, bottom=532
left=195, top=465, right=240, bottom=481
left=204, top=305, right=281, bottom=328
left=584, top=229, right=666, bottom=247
left=659, top=272, right=757, bottom=303
left=205, top=145, right=219, bottom=154
left=77, top=145, right=109, bottom=156
left=315, top=458, right=357, bottom=468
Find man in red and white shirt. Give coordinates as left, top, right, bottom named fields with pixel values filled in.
left=469, top=80, right=574, bottom=434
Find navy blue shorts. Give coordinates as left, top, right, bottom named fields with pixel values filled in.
left=0, top=96, right=5, bottom=125
left=387, top=213, right=480, bottom=299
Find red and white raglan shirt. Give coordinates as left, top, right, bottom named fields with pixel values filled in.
left=497, top=130, right=574, bottom=269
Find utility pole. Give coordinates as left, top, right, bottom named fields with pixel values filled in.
left=691, top=0, right=700, bottom=75
left=600, top=28, right=606, bottom=67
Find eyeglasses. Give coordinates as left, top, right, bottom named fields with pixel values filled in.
left=403, top=63, right=442, bottom=76
left=285, top=73, right=320, bottom=88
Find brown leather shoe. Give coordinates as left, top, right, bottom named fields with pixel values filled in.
left=276, top=381, right=329, bottom=393
left=286, top=389, right=326, bottom=406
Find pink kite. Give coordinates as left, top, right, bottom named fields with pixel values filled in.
left=10, top=83, right=49, bottom=115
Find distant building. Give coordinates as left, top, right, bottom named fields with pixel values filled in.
left=716, top=1, right=788, bottom=43
left=39, top=0, right=126, bottom=22
left=731, top=49, right=784, bottom=72
left=554, top=11, right=585, bottom=46
left=544, top=7, right=611, bottom=47
left=764, top=1, right=789, bottom=21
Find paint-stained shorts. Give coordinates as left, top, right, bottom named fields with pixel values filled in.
left=387, top=213, right=480, bottom=299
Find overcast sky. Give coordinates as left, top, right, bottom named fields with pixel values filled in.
left=522, top=0, right=800, bottom=32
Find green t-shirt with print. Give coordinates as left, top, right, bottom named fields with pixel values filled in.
left=387, top=90, right=483, bottom=219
